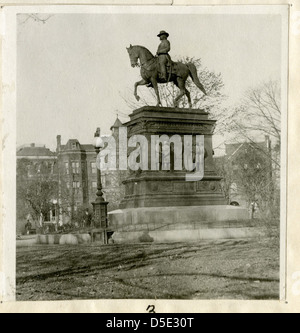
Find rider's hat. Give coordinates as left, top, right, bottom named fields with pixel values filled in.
left=157, top=30, right=169, bottom=37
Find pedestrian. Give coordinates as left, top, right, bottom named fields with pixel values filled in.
left=58, top=219, right=63, bottom=231
left=25, top=220, right=32, bottom=235
left=85, top=209, right=92, bottom=227
left=249, top=201, right=258, bottom=219
left=39, top=212, right=44, bottom=233
left=82, top=217, right=86, bottom=229
left=253, top=200, right=259, bottom=218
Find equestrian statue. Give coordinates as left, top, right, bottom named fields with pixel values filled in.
left=126, top=30, right=207, bottom=108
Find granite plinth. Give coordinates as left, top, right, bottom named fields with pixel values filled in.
left=108, top=205, right=259, bottom=243
left=120, top=174, right=226, bottom=208
left=120, top=106, right=225, bottom=208
left=111, top=106, right=254, bottom=242
left=111, top=228, right=262, bottom=243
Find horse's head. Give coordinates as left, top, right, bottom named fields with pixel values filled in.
left=126, top=44, right=139, bottom=68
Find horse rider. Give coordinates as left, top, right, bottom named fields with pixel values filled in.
left=156, top=30, right=171, bottom=81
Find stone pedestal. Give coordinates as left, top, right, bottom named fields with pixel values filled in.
left=108, top=106, right=254, bottom=242
left=108, top=206, right=260, bottom=243
left=120, top=106, right=226, bottom=208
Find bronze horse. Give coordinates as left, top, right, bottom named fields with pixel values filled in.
left=126, top=44, right=206, bottom=108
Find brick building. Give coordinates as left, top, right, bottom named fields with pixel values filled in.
left=56, top=136, right=96, bottom=224
left=16, top=118, right=127, bottom=232
left=56, top=117, right=126, bottom=224
left=16, top=143, right=57, bottom=233
left=214, top=136, right=278, bottom=216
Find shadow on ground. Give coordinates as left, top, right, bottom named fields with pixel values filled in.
left=16, top=230, right=280, bottom=301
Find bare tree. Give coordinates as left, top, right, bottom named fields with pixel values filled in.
left=17, top=159, right=58, bottom=225
left=215, top=157, right=236, bottom=205
left=229, top=80, right=281, bottom=164
left=18, top=14, right=54, bottom=25
left=215, top=141, right=279, bottom=219
left=215, top=80, right=281, bottom=219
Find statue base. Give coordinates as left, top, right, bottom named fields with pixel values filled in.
left=120, top=172, right=226, bottom=208
left=111, top=106, right=256, bottom=243
left=120, top=106, right=226, bottom=208
left=108, top=205, right=261, bottom=243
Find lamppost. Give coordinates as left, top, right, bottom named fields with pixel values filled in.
left=52, top=199, right=58, bottom=231
left=92, top=127, right=109, bottom=244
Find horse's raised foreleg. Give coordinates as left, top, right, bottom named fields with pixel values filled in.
left=134, top=79, right=148, bottom=101
left=150, top=78, right=162, bottom=107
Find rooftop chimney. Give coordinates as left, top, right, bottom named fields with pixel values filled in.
left=57, top=135, right=61, bottom=152
left=30, top=143, right=35, bottom=148
left=265, top=135, right=271, bottom=150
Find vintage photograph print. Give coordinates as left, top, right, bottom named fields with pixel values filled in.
left=11, top=6, right=288, bottom=302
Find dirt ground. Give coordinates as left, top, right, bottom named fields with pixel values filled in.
left=16, top=227, right=279, bottom=301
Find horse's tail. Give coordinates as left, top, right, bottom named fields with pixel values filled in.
left=187, top=62, right=207, bottom=95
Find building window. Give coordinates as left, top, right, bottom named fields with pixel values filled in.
left=91, top=162, right=96, bottom=174
left=81, top=162, right=85, bottom=174
left=92, top=181, right=97, bottom=188
left=74, top=202, right=81, bottom=212
left=65, top=162, right=69, bottom=175
left=27, top=165, right=31, bottom=177
left=72, top=142, right=77, bottom=149
left=72, top=181, right=80, bottom=188
left=72, top=161, right=80, bottom=174
left=35, top=163, right=41, bottom=174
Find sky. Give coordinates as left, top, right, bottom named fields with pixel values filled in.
left=17, top=8, right=284, bottom=152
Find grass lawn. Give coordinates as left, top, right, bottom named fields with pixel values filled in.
left=16, top=226, right=280, bottom=301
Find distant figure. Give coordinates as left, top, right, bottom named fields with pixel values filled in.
left=25, top=213, right=32, bottom=234
left=39, top=212, right=44, bottom=233
left=58, top=219, right=64, bottom=232
left=85, top=209, right=92, bottom=227
left=26, top=213, right=32, bottom=223
left=254, top=201, right=259, bottom=217
left=39, top=212, right=44, bottom=227
left=250, top=201, right=259, bottom=219
left=25, top=220, right=32, bottom=235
